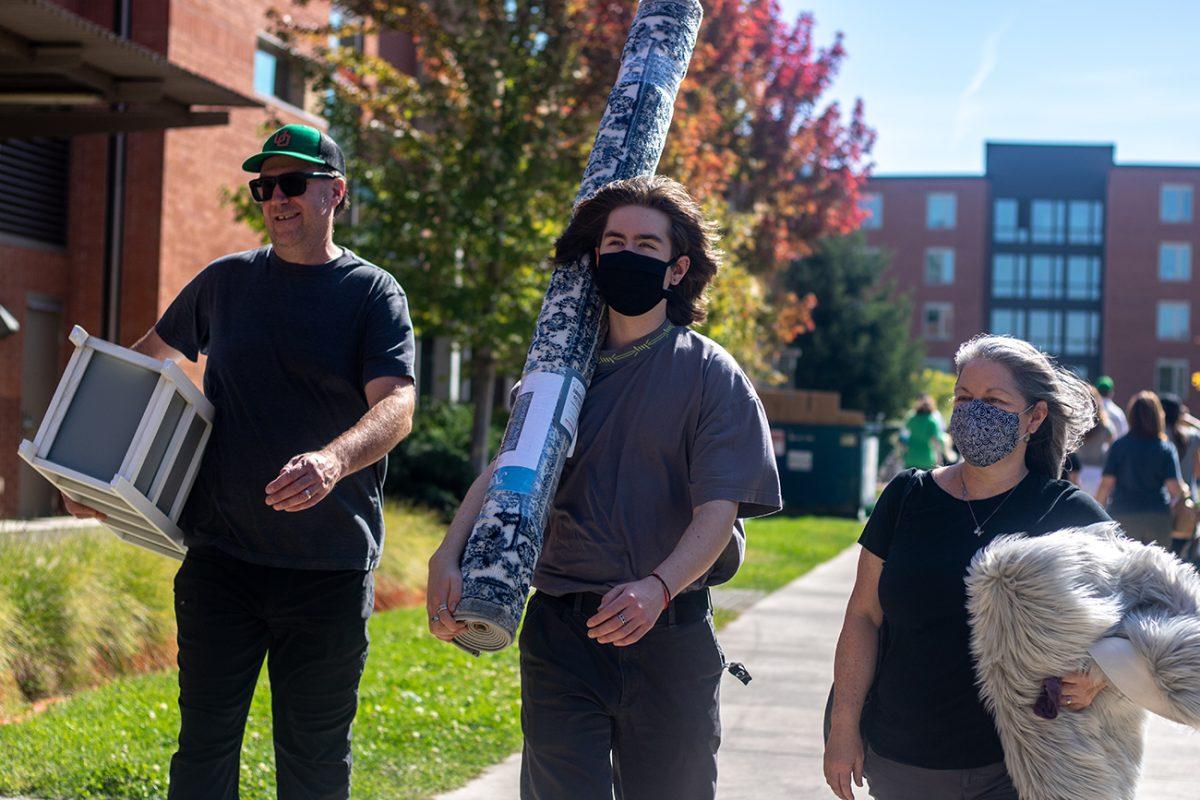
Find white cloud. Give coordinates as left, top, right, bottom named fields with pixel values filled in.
left=953, top=19, right=1013, bottom=143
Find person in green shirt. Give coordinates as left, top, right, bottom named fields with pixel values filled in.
left=904, top=395, right=944, bottom=470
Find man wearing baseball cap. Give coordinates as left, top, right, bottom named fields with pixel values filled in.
left=62, top=124, right=416, bottom=799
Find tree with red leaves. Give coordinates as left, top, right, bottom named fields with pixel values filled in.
left=664, top=0, right=875, bottom=380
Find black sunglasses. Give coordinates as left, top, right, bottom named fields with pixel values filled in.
left=248, top=171, right=336, bottom=203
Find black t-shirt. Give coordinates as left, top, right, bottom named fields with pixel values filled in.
left=859, top=468, right=1110, bottom=769
left=156, top=246, right=415, bottom=570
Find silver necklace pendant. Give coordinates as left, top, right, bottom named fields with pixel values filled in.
left=974, top=526, right=984, bottom=537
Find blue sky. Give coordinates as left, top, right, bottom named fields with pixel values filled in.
left=778, top=0, right=1200, bottom=174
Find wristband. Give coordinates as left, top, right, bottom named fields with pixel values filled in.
left=650, top=571, right=672, bottom=606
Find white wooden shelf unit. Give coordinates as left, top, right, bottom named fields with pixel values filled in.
left=17, top=326, right=214, bottom=559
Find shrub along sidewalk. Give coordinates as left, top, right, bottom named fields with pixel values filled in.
left=0, top=504, right=446, bottom=719
left=0, top=514, right=862, bottom=799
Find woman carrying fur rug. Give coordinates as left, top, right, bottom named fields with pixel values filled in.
left=967, top=522, right=1200, bottom=800
left=824, top=336, right=1111, bottom=800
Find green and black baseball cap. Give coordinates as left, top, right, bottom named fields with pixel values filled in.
left=241, top=124, right=346, bottom=175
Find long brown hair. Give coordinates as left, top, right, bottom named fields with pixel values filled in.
left=554, top=175, right=722, bottom=325
left=1126, top=391, right=1167, bottom=440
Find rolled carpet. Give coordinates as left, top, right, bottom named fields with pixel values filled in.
left=453, top=0, right=703, bottom=655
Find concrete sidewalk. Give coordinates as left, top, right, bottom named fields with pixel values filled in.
left=437, top=546, right=1196, bottom=799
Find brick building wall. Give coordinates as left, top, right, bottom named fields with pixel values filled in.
left=860, top=177, right=989, bottom=370
left=1105, top=166, right=1200, bottom=410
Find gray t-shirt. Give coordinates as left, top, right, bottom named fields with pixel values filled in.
left=533, top=323, right=782, bottom=596
left=155, top=246, right=415, bottom=570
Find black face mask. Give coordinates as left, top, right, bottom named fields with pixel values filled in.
left=594, top=249, right=678, bottom=317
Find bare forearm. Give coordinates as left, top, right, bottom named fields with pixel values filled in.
left=653, top=500, right=738, bottom=597
left=324, top=392, right=413, bottom=478
left=130, top=327, right=183, bottom=360
left=433, top=463, right=495, bottom=562
left=830, top=611, right=881, bottom=729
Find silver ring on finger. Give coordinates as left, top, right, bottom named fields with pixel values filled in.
left=304, top=487, right=313, bottom=499
left=437, top=604, right=449, bottom=612
left=431, top=614, right=440, bottom=624
left=617, top=612, right=628, bottom=624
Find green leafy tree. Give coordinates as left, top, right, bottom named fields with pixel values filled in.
left=786, top=234, right=922, bottom=419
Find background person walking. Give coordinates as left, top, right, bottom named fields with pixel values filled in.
left=1096, top=391, right=1185, bottom=550
left=1159, top=393, right=1200, bottom=559
left=901, top=395, right=944, bottom=470
left=1074, top=384, right=1115, bottom=496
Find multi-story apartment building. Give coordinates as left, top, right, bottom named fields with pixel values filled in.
left=861, top=142, right=1199, bottom=411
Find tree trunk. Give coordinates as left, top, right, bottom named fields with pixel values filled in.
left=468, top=345, right=497, bottom=476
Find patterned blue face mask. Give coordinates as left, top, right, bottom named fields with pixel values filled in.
left=949, top=399, right=1035, bottom=468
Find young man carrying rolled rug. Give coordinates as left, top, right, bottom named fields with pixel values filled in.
left=427, top=175, right=782, bottom=800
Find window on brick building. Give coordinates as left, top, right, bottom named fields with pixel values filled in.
left=924, top=248, right=955, bottom=285
left=1031, top=200, right=1067, bottom=244
left=993, top=198, right=1019, bottom=242
left=329, top=7, right=365, bottom=52
left=1029, top=255, right=1064, bottom=299
left=1157, top=301, right=1190, bottom=341
left=926, top=193, right=956, bottom=230
left=254, top=36, right=310, bottom=111
left=1028, top=310, right=1063, bottom=352
left=0, top=138, right=69, bottom=246
left=923, top=303, right=953, bottom=340
left=1068, top=200, right=1103, bottom=245
left=1065, top=311, right=1100, bottom=356
left=989, top=308, right=1026, bottom=339
left=1066, top=255, right=1101, bottom=300
left=1156, top=359, right=1190, bottom=397
left=992, top=254, right=1026, bottom=298
left=859, top=193, right=883, bottom=230
left=1159, top=242, right=1192, bottom=281
left=924, top=357, right=953, bottom=373
left=1161, top=184, right=1194, bottom=224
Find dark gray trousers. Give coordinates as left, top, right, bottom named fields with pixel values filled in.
left=518, top=591, right=725, bottom=800
left=864, top=746, right=1019, bottom=800
left=167, top=546, right=373, bottom=800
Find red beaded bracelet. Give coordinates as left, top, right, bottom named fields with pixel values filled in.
left=650, top=571, right=672, bottom=607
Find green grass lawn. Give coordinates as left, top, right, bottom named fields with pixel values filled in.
left=713, top=514, right=863, bottom=628
left=0, top=514, right=863, bottom=799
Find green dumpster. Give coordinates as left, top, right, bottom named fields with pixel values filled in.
left=771, top=423, right=879, bottom=517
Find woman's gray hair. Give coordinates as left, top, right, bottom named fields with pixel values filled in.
left=954, top=334, right=1097, bottom=478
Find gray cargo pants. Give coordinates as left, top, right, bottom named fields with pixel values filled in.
left=518, top=590, right=725, bottom=800
left=864, top=745, right=1019, bottom=800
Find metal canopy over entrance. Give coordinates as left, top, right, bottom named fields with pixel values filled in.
left=0, top=0, right=261, bottom=136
